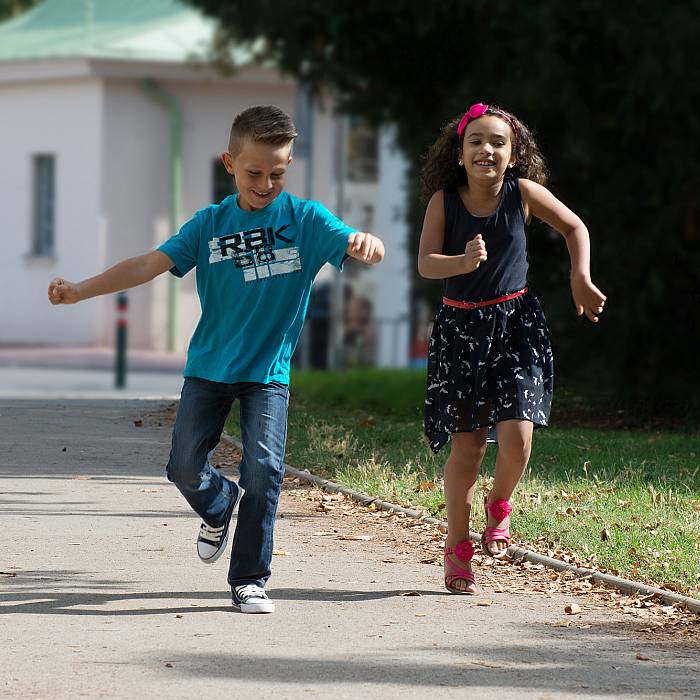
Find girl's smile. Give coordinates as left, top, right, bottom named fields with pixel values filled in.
left=461, top=115, right=515, bottom=181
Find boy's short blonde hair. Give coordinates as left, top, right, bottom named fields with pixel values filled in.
left=229, top=105, right=298, bottom=155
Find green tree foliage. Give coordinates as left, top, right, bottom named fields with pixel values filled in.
left=0, top=0, right=38, bottom=21
left=189, top=0, right=700, bottom=407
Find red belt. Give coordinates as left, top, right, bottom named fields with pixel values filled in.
left=443, top=287, right=528, bottom=310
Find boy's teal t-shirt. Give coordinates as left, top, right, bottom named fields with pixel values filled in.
left=158, top=191, right=354, bottom=385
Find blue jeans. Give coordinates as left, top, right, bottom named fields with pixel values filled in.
left=166, top=377, right=289, bottom=588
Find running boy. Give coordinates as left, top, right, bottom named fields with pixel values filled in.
left=48, top=105, right=385, bottom=613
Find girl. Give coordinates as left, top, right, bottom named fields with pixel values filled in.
left=418, top=102, right=606, bottom=594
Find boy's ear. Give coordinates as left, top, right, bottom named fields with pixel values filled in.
left=288, top=154, right=293, bottom=166
left=221, top=151, right=235, bottom=175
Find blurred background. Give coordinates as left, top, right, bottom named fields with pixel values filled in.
left=1, top=0, right=698, bottom=410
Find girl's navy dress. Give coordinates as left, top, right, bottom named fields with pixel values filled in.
left=424, top=177, right=554, bottom=453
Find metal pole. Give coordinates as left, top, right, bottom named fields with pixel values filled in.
left=115, top=292, right=128, bottom=389
left=329, top=115, right=348, bottom=369
left=141, top=80, right=182, bottom=352
left=295, top=82, right=314, bottom=370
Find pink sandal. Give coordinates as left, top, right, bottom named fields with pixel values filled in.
left=482, top=499, right=512, bottom=559
left=443, top=540, right=477, bottom=594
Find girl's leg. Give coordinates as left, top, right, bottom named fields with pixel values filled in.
left=444, top=428, right=488, bottom=592
left=485, top=419, right=533, bottom=556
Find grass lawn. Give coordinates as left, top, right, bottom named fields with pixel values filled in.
left=225, top=369, right=700, bottom=596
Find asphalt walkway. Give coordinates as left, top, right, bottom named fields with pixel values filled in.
left=1, top=400, right=697, bottom=699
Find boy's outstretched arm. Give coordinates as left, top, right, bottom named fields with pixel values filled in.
left=346, top=232, right=385, bottom=265
left=48, top=250, right=174, bottom=305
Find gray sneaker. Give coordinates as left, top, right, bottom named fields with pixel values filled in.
left=196, top=482, right=244, bottom=564
left=232, top=584, right=275, bottom=614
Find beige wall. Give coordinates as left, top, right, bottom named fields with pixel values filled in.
left=0, top=78, right=103, bottom=345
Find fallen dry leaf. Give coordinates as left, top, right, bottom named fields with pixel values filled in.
left=399, top=591, right=422, bottom=597
left=600, top=528, right=611, bottom=541
left=336, top=534, right=373, bottom=541
left=272, top=549, right=290, bottom=556
left=133, top=419, right=143, bottom=427
left=467, top=660, right=501, bottom=669
left=635, top=650, right=653, bottom=661
left=565, top=603, right=582, bottom=615
left=0, top=571, right=17, bottom=577
left=476, top=600, right=494, bottom=607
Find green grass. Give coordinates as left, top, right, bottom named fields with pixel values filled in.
left=225, top=369, right=700, bottom=596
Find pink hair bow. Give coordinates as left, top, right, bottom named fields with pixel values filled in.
left=457, top=102, right=489, bottom=137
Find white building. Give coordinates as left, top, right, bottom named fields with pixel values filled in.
left=0, top=0, right=410, bottom=367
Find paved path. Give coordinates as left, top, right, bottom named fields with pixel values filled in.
left=1, top=400, right=697, bottom=699
left=0, top=344, right=184, bottom=399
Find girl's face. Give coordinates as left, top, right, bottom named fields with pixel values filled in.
left=460, top=115, right=515, bottom=183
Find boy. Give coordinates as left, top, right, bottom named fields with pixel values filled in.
left=48, top=105, right=385, bottom=613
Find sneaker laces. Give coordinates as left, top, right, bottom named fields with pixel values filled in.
left=235, top=584, right=267, bottom=601
left=199, top=521, right=225, bottom=544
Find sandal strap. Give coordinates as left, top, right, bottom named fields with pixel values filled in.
left=444, top=554, right=476, bottom=586
left=483, top=525, right=511, bottom=544
left=444, top=539, right=477, bottom=588
left=445, top=569, right=476, bottom=587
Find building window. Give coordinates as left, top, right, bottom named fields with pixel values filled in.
left=212, top=158, right=237, bottom=204
left=346, top=117, right=378, bottom=183
left=32, top=154, right=55, bottom=256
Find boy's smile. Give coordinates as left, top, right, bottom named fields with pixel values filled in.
left=221, top=139, right=293, bottom=212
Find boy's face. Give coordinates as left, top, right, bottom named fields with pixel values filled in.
left=221, top=138, right=293, bottom=211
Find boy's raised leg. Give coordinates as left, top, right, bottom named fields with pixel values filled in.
left=166, top=377, right=242, bottom=562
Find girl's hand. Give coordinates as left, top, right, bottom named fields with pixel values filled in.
left=464, top=234, right=487, bottom=273
left=571, top=274, right=606, bottom=322
left=48, top=277, right=80, bottom=305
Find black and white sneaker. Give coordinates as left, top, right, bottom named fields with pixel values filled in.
left=196, top=482, right=244, bottom=564
left=232, top=584, right=275, bottom=614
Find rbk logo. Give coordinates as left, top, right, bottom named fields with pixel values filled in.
left=209, top=224, right=293, bottom=267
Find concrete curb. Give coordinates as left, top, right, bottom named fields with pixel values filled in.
left=222, top=434, right=700, bottom=615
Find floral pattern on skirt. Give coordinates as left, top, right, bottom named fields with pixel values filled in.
left=424, top=291, right=554, bottom=454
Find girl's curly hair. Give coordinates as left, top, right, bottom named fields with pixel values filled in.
left=420, top=105, right=548, bottom=203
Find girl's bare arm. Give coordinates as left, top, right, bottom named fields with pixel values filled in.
left=418, top=191, right=486, bottom=279
left=520, top=179, right=606, bottom=322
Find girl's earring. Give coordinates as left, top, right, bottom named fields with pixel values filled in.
left=458, top=160, right=464, bottom=166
